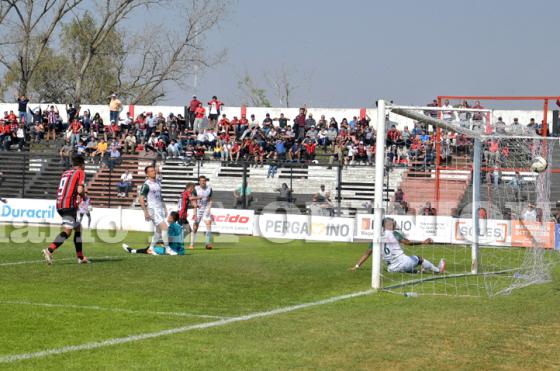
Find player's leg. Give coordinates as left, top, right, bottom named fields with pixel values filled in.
left=158, top=221, right=177, bottom=255
left=190, top=209, right=203, bottom=249
left=204, top=217, right=212, bottom=249
left=86, top=212, right=91, bottom=228
left=43, top=209, right=75, bottom=265
left=122, top=243, right=158, bottom=255
left=416, top=256, right=445, bottom=273
left=74, top=223, right=88, bottom=264
left=203, top=210, right=212, bottom=250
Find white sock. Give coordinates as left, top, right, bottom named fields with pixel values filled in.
left=190, top=229, right=197, bottom=245
left=161, top=229, right=170, bottom=248
left=421, top=259, right=439, bottom=273
left=150, top=230, right=161, bottom=249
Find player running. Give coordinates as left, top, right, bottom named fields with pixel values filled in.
left=351, top=217, right=445, bottom=273
left=123, top=211, right=185, bottom=255
left=190, top=175, right=213, bottom=250
left=138, top=165, right=177, bottom=255
left=78, top=191, right=92, bottom=228
left=42, top=154, right=88, bottom=264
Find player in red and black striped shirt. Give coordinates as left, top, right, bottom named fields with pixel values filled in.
left=178, top=182, right=196, bottom=231
left=42, top=155, right=88, bottom=265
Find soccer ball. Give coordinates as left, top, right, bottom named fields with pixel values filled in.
left=531, top=156, right=548, bottom=173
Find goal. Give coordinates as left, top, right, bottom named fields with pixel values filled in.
left=370, top=97, right=560, bottom=296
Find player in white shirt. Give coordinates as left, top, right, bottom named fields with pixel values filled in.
left=189, top=175, right=214, bottom=250
left=78, top=192, right=92, bottom=228
left=351, top=217, right=445, bottom=273
left=138, top=165, right=177, bottom=255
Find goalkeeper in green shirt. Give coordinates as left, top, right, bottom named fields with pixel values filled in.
left=123, top=212, right=186, bottom=255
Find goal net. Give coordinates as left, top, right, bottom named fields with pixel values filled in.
left=370, top=98, right=559, bottom=297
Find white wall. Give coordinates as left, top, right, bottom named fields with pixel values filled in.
left=2, top=101, right=555, bottom=131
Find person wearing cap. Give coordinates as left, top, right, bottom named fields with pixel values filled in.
left=109, top=93, right=122, bottom=124
left=188, top=95, right=201, bottom=130
left=351, top=217, right=445, bottom=273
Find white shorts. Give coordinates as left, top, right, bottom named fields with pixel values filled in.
left=194, top=207, right=212, bottom=224
left=387, top=255, right=419, bottom=273
left=149, top=208, right=166, bottom=226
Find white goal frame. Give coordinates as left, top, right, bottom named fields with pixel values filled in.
left=371, top=100, right=494, bottom=289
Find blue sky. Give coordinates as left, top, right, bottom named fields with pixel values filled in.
left=158, top=0, right=559, bottom=109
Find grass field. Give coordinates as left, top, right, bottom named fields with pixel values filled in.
left=1, top=227, right=559, bottom=370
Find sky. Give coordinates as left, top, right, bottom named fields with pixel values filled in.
left=155, top=0, right=560, bottom=109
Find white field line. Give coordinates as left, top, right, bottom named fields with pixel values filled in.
left=0, top=255, right=121, bottom=267
left=0, top=300, right=228, bottom=320
left=0, top=289, right=374, bottom=364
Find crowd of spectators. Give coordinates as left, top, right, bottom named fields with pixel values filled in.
left=1, top=95, right=553, bottom=178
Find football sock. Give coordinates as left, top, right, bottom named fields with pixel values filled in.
left=161, top=229, right=170, bottom=248
left=74, top=230, right=83, bottom=259
left=205, top=231, right=211, bottom=244
left=421, top=259, right=438, bottom=273
left=48, top=231, right=69, bottom=253
left=150, top=230, right=161, bottom=249
left=190, top=230, right=197, bottom=245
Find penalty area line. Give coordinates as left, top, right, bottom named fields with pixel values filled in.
left=0, top=300, right=228, bottom=320
left=0, top=289, right=374, bottom=364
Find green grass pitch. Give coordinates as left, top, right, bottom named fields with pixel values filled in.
left=0, top=226, right=559, bottom=370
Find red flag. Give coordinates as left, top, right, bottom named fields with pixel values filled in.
left=241, top=105, right=247, bottom=117
left=128, top=104, right=134, bottom=119
left=359, top=108, right=366, bottom=120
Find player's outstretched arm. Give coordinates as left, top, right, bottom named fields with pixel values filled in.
left=402, top=238, right=433, bottom=246
left=350, top=248, right=373, bottom=271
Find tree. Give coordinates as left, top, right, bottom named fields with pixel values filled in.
left=0, top=0, right=229, bottom=106
left=0, top=0, right=83, bottom=97
left=68, top=0, right=228, bottom=107
left=237, top=73, right=271, bottom=107
left=266, top=65, right=310, bottom=108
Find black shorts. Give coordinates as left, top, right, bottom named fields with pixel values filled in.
left=208, top=114, right=219, bottom=121
left=57, top=208, right=80, bottom=228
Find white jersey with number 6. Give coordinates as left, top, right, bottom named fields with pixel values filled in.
left=193, top=185, right=213, bottom=223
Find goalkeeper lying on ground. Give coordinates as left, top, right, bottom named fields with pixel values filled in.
left=351, top=217, right=445, bottom=273
left=123, top=212, right=186, bottom=255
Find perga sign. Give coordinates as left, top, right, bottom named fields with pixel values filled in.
left=256, top=214, right=354, bottom=242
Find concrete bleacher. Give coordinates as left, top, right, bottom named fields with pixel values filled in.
left=159, top=160, right=406, bottom=215
left=86, top=155, right=154, bottom=208
left=0, top=153, right=68, bottom=199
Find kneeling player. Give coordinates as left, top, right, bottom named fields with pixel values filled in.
left=123, top=212, right=185, bottom=255
left=351, top=217, right=445, bottom=273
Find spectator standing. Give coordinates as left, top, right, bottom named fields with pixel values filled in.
left=207, top=96, right=223, bottom=129
left=66, top=104, right=77, bottom=124
left=294, top=107, right=307, bottom=139
left=69, top=119, right=82, bottom=146
left=17, top=95, right=30, bottom=124
left=109, top=93, right=122, bottom=123
left=188, top=95, right=201, bottom=130
left=193, top=103, right=206, bottom=133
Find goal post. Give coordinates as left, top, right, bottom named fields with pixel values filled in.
left=370, top=98, right=558, bottom=296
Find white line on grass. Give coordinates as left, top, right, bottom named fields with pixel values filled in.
left=0, top=255, right=121, bottom=267
left=0, top=301, right=228, bottom=320
left=0, top=289, right=374, bottom=364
